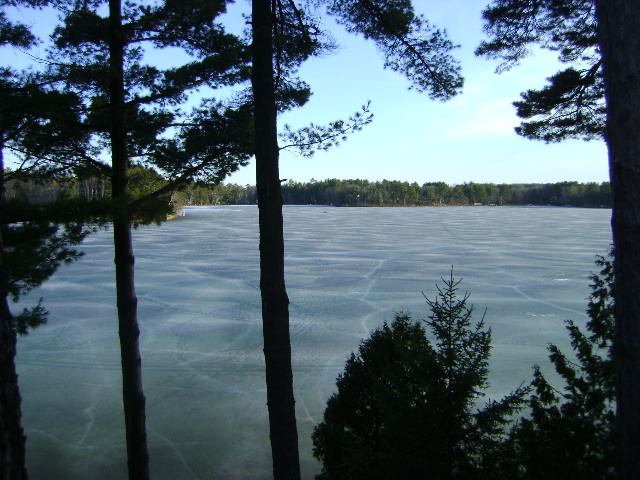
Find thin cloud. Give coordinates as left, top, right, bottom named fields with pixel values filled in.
left=444, top=97, right=518, bottom=139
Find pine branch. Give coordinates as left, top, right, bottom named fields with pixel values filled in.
left=279, top=102, right=373, bottom=156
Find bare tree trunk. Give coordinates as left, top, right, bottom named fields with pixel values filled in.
left=596, top=2, right=640, bottom=479
left=250, top=1, right=301, bottom=478
left=0, top=128, right=28, bottom=480
left=108, top=1, right=150, bottom=478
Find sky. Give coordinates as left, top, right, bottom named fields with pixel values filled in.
left=225, top=0, right=609, bottom=186
left=4, top=0, right=609, bottom=186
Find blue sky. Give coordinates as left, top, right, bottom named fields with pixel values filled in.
left=226, top=0, right=608, bottom=185
left=5, top=0, right=609, bottom=186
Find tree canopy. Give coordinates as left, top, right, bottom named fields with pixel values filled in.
left=477, top=0, right=604, bottom=142
left=313, top=273, right=527, bottom=480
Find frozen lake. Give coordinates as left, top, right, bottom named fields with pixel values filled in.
left=16, top=205, right=611, bottom=479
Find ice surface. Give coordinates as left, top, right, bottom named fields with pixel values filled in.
left=16, top=206, right=611, bottom=479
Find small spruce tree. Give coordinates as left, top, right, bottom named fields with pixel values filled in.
left=423, top=272, right=528, bottom=480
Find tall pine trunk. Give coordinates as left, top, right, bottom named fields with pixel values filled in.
left=108, top=1, right=150, bottom=478
left=596, top=1, right=640, bottom=479
left=251, top=1, right=301, bottom=478
left=0, top=129, right=28, bottom=480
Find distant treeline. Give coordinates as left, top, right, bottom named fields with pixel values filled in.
left=178, top=179, right=612, bottom=208
left=6, top=173, right=611, bottom=209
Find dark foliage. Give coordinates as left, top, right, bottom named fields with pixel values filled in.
left=326, top=0, right=463, bottom=99
left=313, top=314, right=448, bottom=479
left=476, top=0, right=604, bottom=142
left=0, top=218, right=97, bottom=336
left=0, top=71, right=90, bottom=180
left=495, top=252, right=616, bottom=479
left=313, top=272, right=527, bottom=479
left=2, top=222, right=92, bottom=303
left=41, top=0, right=254, bottom=190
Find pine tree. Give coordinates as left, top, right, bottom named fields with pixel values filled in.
left=595, top=2, right=640, bottom=477
left=249, top=2, right=463, bottom=477
left=6, top=1, right=253, bottom=477
left=250, top=2, right=302, bottom=478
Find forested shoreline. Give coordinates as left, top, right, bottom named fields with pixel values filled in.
left=6, top=175, right=611, bottom=209
left=175, top=178, right=611, bottom=208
